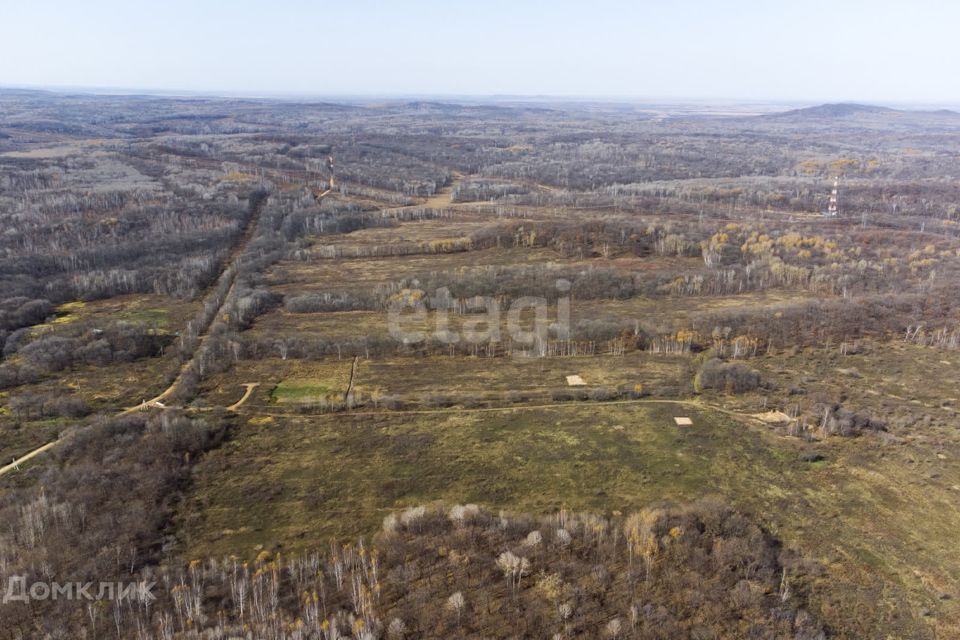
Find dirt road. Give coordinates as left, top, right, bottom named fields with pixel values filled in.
left=227, top=383, right=260, bottom=411
left=242, top=396, right=767, bottom=426
left=123, top=191, right=269, bottom=414
left=0, top=440, right=59, bottom=477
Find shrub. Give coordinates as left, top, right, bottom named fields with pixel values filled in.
left=694, top=358, right=762, bottom=393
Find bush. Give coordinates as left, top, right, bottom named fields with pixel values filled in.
left=695, top=358, right=762, bottom=393
left=813, top=403, right=887, bottom=437
left=588, top=386, right=621, bottom=401
left=284, top=292, right=370, bottom=313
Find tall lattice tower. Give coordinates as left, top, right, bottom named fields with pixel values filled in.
left=826, top=176, right=839, bottom=216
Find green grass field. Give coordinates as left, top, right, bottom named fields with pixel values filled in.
left=271, top=379, right=335, bottom=403
left=179, top=402, right=771, bottom=552
left=176, top=397, right=958, bottom=637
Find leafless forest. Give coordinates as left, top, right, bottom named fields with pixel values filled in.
left=1, top=90, right=960, bottom=638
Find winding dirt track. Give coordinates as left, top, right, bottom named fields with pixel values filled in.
left=227, top=383, right=260, bottom=412
left=122, top=192, right=268, bottom=414
left=0, top=441, right=58, bottom=477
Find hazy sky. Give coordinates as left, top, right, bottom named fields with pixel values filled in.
left=2, top=0, right=958, bottom=103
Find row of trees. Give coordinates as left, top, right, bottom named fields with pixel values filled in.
left=253, top=287, right=960, bottom=368
left=687, top=286, right=960, bottom=352
left=282, top=215, right=951, bottom=312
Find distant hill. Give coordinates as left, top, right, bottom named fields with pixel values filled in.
left=769, top=103, right=895, bottom=119
left=764, top=102, right=959, bottom=120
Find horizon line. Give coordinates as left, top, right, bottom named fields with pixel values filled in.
left=2, top=83, right=959, bottom=111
